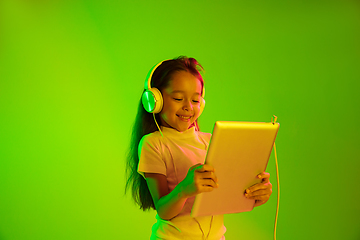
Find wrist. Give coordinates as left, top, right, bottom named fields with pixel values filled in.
left=175, top=180, right=190, bottom=199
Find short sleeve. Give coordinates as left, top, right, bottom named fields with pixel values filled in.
left=137, top=134, right=167, bottom=179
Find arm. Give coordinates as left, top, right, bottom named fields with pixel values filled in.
left=145, top=172, right=187, bottom=220
left=145, top=164, right=218, bottom=220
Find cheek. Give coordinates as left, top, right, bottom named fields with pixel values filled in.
left=160, top=102, right=177, bottom=119
left=160, top=97, right=172, bottom=114
left=194, top=105, right=201, bottom=118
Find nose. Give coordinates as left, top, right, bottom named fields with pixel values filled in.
left=183, top=100, right=193, bottom=111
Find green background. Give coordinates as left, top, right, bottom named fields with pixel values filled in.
left=1, top=0, right=359, bottom=239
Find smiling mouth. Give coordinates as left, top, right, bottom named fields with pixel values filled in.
left=176, top=114, right=192, bottom=120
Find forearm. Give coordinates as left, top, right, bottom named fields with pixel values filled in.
left=156, top=183, right=188, bottom=220
left=147, top=164, right=217, bottom=220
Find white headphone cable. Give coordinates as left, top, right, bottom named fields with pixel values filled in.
left=194, top=216, right=213, bottom=240
left=153, top=113, right=163, bottom=137
left=273, top=141, right=279, bottom=240
left=271, top=115, right=279, bottom=240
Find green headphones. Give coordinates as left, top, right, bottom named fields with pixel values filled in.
left=142, top=60, right=205, bottom=115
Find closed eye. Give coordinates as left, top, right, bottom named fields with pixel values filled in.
left=173, top=98, right=199, bottom=103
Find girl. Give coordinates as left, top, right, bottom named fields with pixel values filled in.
left=126, top=56, right=272, bottom=239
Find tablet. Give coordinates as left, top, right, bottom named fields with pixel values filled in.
left=191, top=121, right=280, bottom=217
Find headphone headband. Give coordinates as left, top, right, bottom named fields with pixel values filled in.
left=145, top=61, right=166, bottom=90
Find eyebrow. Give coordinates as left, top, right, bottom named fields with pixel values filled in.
left=171, top=90, right=200, bottom=95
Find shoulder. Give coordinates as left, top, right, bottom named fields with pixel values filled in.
left=141, top=131, right=163, bottom=143
left=139, top=131, right=164, bottom=151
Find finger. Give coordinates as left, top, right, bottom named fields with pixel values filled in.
left=199, top=179, right=219, bottom=188
left=245, top=194, right=271, bottom=201
left=198, top=171, right=218, bottom=182
left=257, top=172, right=270, bottom=182
left=254, top=199, right=268, bottom=207
left=199, top=185, right=215, bottom=193
left=246, top=189, right=272, bottom=198
left=246, top=182, right=272, bottom=193
left=246, top=183, right=266, bottom=193
left=196, top=164, right=215, bottom=173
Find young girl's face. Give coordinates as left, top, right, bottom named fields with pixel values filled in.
left=159, top=70, right=203, bottom=132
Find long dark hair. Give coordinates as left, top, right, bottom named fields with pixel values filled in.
left=125, top=56, right=204, bottom=210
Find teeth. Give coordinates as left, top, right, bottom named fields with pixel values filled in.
left=178, top=115, right=191, bottom=119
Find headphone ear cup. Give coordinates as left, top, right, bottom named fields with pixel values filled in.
left=142, top=87, right=163, bottom=113
left=199, top=97, right=205, bottom=116
left=151, top=88, right=163, bottom=114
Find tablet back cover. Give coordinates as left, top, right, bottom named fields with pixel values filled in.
left=191, top=121, right=279, bottom=217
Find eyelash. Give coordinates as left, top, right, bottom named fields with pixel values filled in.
left=173, top=98, right=199, bottom=103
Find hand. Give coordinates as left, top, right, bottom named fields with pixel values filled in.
left=179, top=164, right=219, bottom=198
left=244, top=172, right=272, bottom=207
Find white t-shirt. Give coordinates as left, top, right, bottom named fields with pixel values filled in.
left=138, top=126, right=226, bottom=240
